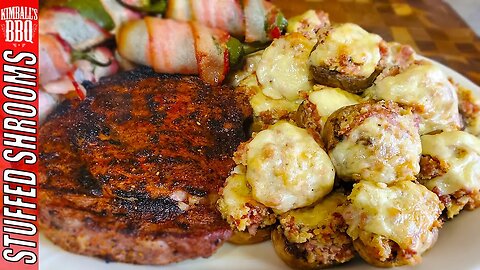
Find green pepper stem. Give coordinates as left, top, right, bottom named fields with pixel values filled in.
left=226, top=37, right=271, bottom=66
left=72, top=51, right=112, bottom=67
left=242, top=42, right=269, bottom=55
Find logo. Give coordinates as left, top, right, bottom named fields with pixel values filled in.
left=1, top=6, right=38, bottom=45
left=0, top=2, right=39, bottom=270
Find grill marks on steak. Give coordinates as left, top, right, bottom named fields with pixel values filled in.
left=39, top=67, right=252, bottom=264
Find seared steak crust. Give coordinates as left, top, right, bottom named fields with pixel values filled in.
left=39, top=67, right=252, bottom=264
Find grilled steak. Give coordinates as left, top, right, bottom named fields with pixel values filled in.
left=39, top=67, right=252, bottom=264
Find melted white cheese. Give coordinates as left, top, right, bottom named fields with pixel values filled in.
left=458, top=86, right=480, bottom=137
left=309, top=23, right=382, bottom=78
left=308, top=85, right=361, bottom=126
left=245, top=121, right=335, bottom=213
left=217, top=166, right=275, bottom=232
left=345, top=181, right=443, bottom=251
left=364, top=61, right=462, bottom=134
left=286, top=9, right=330, bottom=40
left=279, top=192, right=346, bottom=243
left=238, top=74, right=301, bottom=121
left=330, top=114, right=421, bottom=183
left=256, top=33, right=314, bottom=101
left=228, top=50, right=264, bottom=87
left=421, top=131, right=480, bottom=196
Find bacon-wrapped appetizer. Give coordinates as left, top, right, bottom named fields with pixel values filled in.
left=117, top=17, right=267, bottom=85
left=39, top=0, right=134, bottom=119
left=127, top=0, right=288, bottom=42
left=40, top=0, right=141, bottom=50
left=40, top=33, right=119, bottom=97
left=39, top=33, right=119, bottom=122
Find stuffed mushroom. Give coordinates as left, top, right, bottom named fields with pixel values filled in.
left=323, top=101, right=421, bottom=184
left=419, top=131, right=480, bottom=218
left=235, top=121, right=335, bottom=214
left=309, top=23, right=386, bottom=93
left=456, top=85, right=480, bottom=137
left=295, top=85, right=361, bottom=136
left=343, top=181, right=444, bottom=267
left=364, top=60, right=463, bottom=135
left=272, top=192, right=355, bottom=270
left=286, top=9, right=330, bottom=40
left=234, top=33, right=316, bottom=128
left=217, top=166, right=276, bottom=244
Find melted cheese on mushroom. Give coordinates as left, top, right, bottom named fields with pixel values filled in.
left=344, top=181, right=443, bottom=252
left=309, top=23, right=382, bottom=78
left=279, top=192, right=347, bottom=243
left=238, top=74, right=301, bottom=122
left=256, top=33, right=314, bottom=101
left=457, top=85, right=480, bottom=137
left=330, top=111, right=421, bottom=183
left=421, top=131, right=480, bottom=196
left=244, top=121, right=335, bottom=213
left=228, top=50, right=264, bottom=87
left=217, top=166, right=276, bottom=232
left=364, top=61, right=463, bottom=134
left=307, top=85, right=361, bottom=126
left=286, top=9, right=330, bottom=40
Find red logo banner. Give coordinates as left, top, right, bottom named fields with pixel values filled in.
left=0, top=1, right=39, bottom=270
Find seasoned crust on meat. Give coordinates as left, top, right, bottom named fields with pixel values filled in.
left=39, top=67, right=252, bottom=264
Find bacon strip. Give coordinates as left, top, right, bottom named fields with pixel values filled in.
left=191, top=22, right=230, bottom=85
left=40, top=7, right=111, bottom=51
left=145, top=18, right=198, bottom=74
left=100, top=0, right=141, bottom=33
left=118, top=18, right=231, bottom=85
left=243, top=0, right=268, bottom=43
left=41, top=46, right=118, bottom=101
left=40, top=34, right=73, bottom=85
left=191, top=0, right=244, bottom=37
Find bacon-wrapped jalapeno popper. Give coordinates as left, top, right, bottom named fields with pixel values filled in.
left=117, top=17, right=268, bottom=85
left=126, top=0, right=287, bottom=42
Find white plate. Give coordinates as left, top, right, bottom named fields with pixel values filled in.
left=39, top=58, right=480, bottom=270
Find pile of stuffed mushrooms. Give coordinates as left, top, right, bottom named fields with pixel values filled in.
left=217, top=10, right=480, bottom=269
